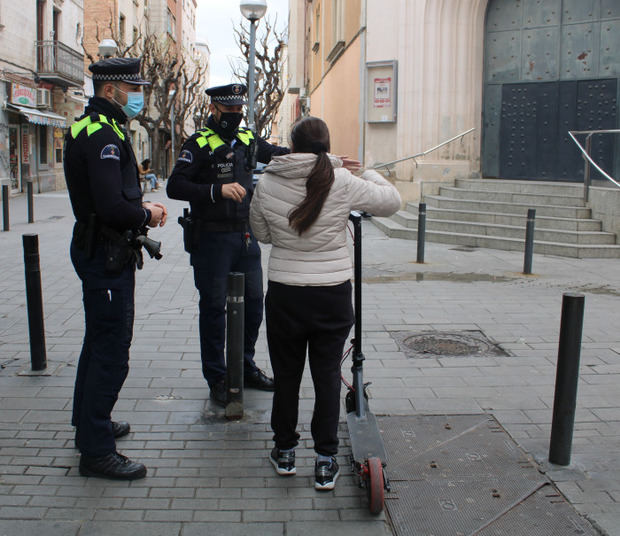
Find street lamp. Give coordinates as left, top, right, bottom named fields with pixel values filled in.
left=169, top=89, right=177, bottom=172
left=98, top=38, right=117, bottom=59
left=240, top=0, right=267, bottom=132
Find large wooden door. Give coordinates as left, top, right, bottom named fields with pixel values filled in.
left=499, top=79, right=617, bottom=181
left=483, top=0, right=620, bottom=181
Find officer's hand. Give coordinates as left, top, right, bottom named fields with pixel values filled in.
left=150, top=202, right=167, bottom=226
left=339, top=156, right=362, bottom=173
left=221, top=182, right=247, bottom=203
left=144, top=202, right=167, bottom=227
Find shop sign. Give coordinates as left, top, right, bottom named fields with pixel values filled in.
left=11, top=84, right=37, bottom=108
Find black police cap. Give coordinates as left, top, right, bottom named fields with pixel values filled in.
left=89, top=57, right=150, bottom=86
left=206, top=84, right=247, bottom=105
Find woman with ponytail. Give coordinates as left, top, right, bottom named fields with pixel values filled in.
left=250, top=116, right=401, bottom=491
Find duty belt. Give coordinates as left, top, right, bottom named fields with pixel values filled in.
left=196, top=219, right=248, bottom=233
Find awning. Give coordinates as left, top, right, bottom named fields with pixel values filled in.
left=5, top=103, right=67, bottom=128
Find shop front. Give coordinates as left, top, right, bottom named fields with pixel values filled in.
left=2, top=83, right=67, bottom=193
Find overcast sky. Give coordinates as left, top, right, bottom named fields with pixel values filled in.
left=196, top=0, right=289, bottom=88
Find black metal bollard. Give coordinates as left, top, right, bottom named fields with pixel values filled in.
left=548, top=293, right=585, bottom=466
left=523, top=208, right=536, bottom=274
left=2, top=184, right=9, bottom=232
left=27, top=181, right=34, bottom=224
left=417, top=203, right=426, bottom=264
left=225, top=272, right=245, bottom=420
left=22, top=234, right=47, bottom=371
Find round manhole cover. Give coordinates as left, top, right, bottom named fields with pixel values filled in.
left=392, top=330, right=509, bottom=358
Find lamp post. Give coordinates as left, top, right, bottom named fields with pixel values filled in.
left=240, top=0, right=267, bottom=132
left=168, top=89, right=177, bottom=173
left=98, top=38, right=117, bottom=59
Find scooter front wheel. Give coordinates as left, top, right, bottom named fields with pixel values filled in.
left=367, top=457, right=384, bottom=514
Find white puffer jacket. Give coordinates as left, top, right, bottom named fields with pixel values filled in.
left=249, top=153, right=401, bottom=286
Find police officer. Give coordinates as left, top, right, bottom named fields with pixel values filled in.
left=64, top=57, right=167, bottom=479
left=167, top=83, right=289, bottom=406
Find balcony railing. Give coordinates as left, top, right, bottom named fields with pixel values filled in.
left=36, top=40, right=84, bottom=87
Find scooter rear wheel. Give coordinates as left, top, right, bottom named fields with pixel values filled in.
left=367, top=457, right=384, bottom=514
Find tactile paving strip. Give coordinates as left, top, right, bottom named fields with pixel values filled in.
left=376, top=414, right=598, bottom=536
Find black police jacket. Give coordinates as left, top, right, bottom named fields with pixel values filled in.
left=63, top=97, right=149, bottom=232
left=166, top=116, right=289, bottom=223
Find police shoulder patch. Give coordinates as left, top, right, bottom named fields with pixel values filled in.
left=100, top=144, right=121, bottom=161
left=178, top=149, right=193, bottom=164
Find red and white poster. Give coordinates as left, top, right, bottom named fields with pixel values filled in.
left=21, top=126, right=30, bottom=165
left=373, top=77, right=392, bottom=108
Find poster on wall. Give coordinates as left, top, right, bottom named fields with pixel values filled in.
left=21, top=126, right=30, bottom=165
left=366, top=61, right=398, bottom=123
left=373, top=77, right=392, bottom=108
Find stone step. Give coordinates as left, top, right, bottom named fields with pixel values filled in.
left=392, top=211, right=616, bottom=245
left=424, top=195, right=591, bottom=219
left=438, top=186, right=585, bottom=207
left=454, top=178, right=584, bottom=196
left=403, top=205, right=602, bottom=231
left=371, top=217, right=620, bottom=258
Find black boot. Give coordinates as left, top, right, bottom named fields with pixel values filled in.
left=112, top=421, right=130, bottom=439
left=209, top=379, right=227, bottom=407
left=75, top=421, right=130, bottom=449
left=79, top=452, right=147, bottom=480
left=245, top=368, right=275, bottom=391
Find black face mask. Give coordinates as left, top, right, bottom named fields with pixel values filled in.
left=217, top=110, right=243, bottom=136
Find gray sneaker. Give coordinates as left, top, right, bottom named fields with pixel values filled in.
left=269, top=447, right=296, bottom=476
left=314, top=456, right=339, bottom=490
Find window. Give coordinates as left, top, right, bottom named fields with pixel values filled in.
left=167, top=9, right=176, bottom=40
left=39, top=126, right=48, bottom=165
left=312, top=6, right=320, bottom=53
left=326, top=0, right=345, bottom=63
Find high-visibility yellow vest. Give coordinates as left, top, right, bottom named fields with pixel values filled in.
left=70, top=113, right=126, bottom=141
left=195, top=127, right=254, bottom=151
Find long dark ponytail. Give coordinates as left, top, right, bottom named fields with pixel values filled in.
left=288, top=116, right=335, bottom=235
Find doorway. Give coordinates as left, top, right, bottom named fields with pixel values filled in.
left=482, top=0, right=620, bottom=181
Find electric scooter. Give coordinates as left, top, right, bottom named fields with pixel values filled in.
left=344, top=212, right=391, bottom=514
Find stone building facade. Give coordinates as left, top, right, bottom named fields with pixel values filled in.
left=0, top=0, right=84, bottom=193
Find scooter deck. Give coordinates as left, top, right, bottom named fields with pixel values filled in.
left=346, top=410, right=387, bottom=462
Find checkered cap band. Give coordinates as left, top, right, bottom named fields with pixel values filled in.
left=212, top=95, right=246, bottom=102
left=92, top=72, right=144, bottom=81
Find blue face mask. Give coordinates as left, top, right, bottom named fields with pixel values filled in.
left=114, top=87, right=144, bottom=119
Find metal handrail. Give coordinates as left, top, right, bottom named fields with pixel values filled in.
left=373, top=127, right=476, bottom=176
left=568, top=129, right=620, bottom=202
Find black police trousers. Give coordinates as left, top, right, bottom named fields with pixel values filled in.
left=70, top=240, right=135, bottom=457
left=191, top=230, right=264, bottom=387
left=265, top=280, right=354, bottom=456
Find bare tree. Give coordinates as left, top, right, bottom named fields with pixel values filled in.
left=231, top=16, right=287, bottom=139
left=82, top=21, right=208, bottom=175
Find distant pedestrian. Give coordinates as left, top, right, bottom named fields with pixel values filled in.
left=63, top=57, right=167, bottom=480
left=139, top=158, right=158, bottom=191
left=249, top=116, right=401, bottom=490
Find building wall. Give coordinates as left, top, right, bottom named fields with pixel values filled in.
left=309, top=37, right=361, bottom=158
left=305, top=0, right=363, bottom=157
left=83, top=0, right=116, bottom=66
left=291, top=0, right=620, bottom=204
left=364, top=0, right=485, bottom=197
left=0, top=2, right=37, bottom=71
left=1, top=0, right=85, bottom=193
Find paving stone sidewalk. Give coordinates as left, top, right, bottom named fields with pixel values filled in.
left=0, top=189, right=619, bottom=535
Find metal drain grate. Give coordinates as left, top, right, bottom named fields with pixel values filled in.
left=377, top=415, right=597, bottom=536
left=391, top=330, right=509, bottom=358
